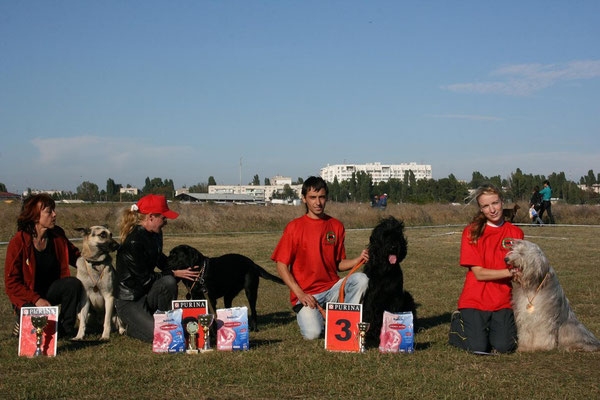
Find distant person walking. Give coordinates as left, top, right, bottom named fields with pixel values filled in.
left=529, top=186, right=542, bottom=213
left=538, top=181, right=555, bottom=224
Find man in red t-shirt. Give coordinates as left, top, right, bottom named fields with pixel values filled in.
left=272, top=176, right=368, bottom=339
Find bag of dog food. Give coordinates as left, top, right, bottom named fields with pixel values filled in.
left=153, top=308, right=185, bottom=354
left=216, top=307, right=249, bottom=351
left=379, top=311, right=414, bottom=353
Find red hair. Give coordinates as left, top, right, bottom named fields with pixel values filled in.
left=17, top=194, right=55, bottom=235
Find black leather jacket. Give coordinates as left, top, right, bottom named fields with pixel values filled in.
left=115, top=225, right=172, bottom=301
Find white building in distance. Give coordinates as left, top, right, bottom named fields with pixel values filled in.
left=208, top=176, right=301, bottom=202
left=320, top=162, right=432, bottom=184
left=119, top=187, right=139, bottom=195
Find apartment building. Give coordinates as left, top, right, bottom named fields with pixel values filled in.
left=320, top=162, right=432, bottom=183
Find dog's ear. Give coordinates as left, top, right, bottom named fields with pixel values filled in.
left=75, top=227, right=91, bottom=236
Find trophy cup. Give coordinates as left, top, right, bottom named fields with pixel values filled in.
left=186, top=321, right=200, bottom=354
left=357, top=321, right=370, bottom=353
left=31, top=316, right=48, bottom=357
left=198, top=314, right=215, bottom=352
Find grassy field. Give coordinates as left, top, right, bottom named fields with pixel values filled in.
left=1, top=204, right=599, bottom=399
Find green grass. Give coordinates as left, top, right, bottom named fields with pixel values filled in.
left=1, top=225, right=599, bottom=399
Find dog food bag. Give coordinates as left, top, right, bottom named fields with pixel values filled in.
left=216, top=307, right=249, bottom=351
left=153, top=308, right=185, bottom=354
left=379, top=311, right=414, bottom=353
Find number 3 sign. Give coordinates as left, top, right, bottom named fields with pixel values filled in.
left=324, top=302, right=362, bottom=352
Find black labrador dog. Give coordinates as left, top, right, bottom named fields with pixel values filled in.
left=167, top=244, right=284, bottom=331
left=362, top=217, right=417, bottom=347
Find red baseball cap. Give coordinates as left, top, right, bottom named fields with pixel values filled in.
left=136, top=194, right=179, bottom=219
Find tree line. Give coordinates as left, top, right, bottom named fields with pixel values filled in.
left=3, top=169, right=598, bottom=204
left=327, top=168, right=599, bottom=205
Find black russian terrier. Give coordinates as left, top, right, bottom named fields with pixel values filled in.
left=167, top=244, right=284, bottom=331
left=362, top=216, right=417, bottom=346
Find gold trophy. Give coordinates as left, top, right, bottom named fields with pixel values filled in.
left=186, top=321, right=200, bottom=354
left=357, top=321, right=370, bottom=353
left=31, top=316, right=48, bottom=357
left=198, top=314, right=215, bottom=352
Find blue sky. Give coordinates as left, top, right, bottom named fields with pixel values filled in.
left=1, top=1, right=599, bottom=193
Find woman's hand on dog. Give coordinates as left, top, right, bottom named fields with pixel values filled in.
left=172, top=267, right=201, bottom=282
left=35, top=298, right=51, bottom=307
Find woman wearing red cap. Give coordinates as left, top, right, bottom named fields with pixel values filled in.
left=115, top=194, right=198, bottom=342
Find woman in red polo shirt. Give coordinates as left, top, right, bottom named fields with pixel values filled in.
left=449, top=184, right=523, bottom=353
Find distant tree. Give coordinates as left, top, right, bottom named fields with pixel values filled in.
left=189, top=182, right=208, bottom=193
left=489, top=175, right=504, bottom=189
left=354, top=171, right=373, bottom=203
left=507, top=168, right=528, bottom=201
left=142, top=177, right=176, bottom=199
left=77, top=181, right=100, bottom=202
left=106, top=178, right=117, bottom=197
left=0, top=182, right=6, bottom=192
left=297, top=177, right=304, bottom=184
left=106, top=178, right=122, bottom=201
left=329, top=176, right=340, bottom=201
left=264, top=177, right=271, bottom=185
left=469, top=171, right=487, bottom=189
left=252, top=174, right=260, bottom=185
left=282, top=184, right=297, bottom=200
left=582, top=169, right=596, bottom=186
left=208, top=176, right=217, bottom=186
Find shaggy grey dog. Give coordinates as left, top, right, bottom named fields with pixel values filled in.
left=505, top=240, right=600, bottom=352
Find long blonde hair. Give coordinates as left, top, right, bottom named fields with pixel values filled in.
left=118, top=207, right=148, bottom=242
left=468, top=184, right=504, bottom=244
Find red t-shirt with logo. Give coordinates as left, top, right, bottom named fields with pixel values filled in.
left=271, top=214, right=346, bottom=305
left=457, top=222, right=524, bottom=311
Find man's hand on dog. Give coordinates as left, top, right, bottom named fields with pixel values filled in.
left=298, top=292, right=318, bottom=309
left=173, top=266, right=201, bottom=281
left=359, top=249, right=369, bottom=263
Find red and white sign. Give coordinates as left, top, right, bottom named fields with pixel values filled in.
left=19, top=306, right=59, bottom=357
left=172, top=299, right=208, bottom=349
left=324, top=302, right=362, bottom=352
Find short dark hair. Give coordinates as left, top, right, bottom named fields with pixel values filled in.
left=301, top=176, right=329, bottom=197
left=543, top=180, right=550, bottom=186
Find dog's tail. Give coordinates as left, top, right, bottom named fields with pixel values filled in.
left=560, top=311, right=600, bottom=352
left=254, top=264, right=285, bottom=285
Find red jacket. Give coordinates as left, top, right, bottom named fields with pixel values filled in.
left=4, top=226, right=80, bottom=308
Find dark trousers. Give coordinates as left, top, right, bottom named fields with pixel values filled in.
left=115, top=276, right=178, bottom=343
left=449, top=308, right=517, bottom=353
left=15, top=276, right=83, bottom=337
left=539, top=200, right=555, bottom=224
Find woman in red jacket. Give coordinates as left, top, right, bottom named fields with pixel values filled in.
left=4, top=194, right=83, bottom=338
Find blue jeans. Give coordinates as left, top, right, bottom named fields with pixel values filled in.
left=296, top=272, right=368, bottom=340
